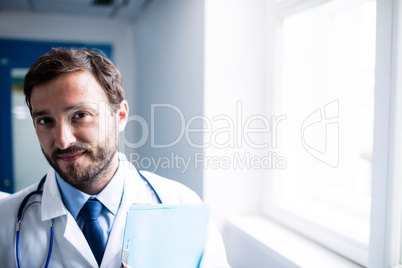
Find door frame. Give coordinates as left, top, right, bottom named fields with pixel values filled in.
left=0, top=39, right=112, bottom=193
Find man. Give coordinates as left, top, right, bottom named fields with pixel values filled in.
left=0, top=48, right=229, bottom=267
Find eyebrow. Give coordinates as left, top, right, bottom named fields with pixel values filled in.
left=31, top=110, right=49, bottom=119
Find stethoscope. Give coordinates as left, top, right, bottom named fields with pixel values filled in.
left=15, top=170, right=162, bottom=268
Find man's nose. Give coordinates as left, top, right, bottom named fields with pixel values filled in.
left=54, top=122, right=76, bottom=149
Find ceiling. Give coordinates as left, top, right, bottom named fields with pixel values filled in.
left=0, top=0, right=149, bottom=20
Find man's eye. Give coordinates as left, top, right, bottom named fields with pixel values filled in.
left=73, top=113, right=89, bottom=119
left=36, top=118, right=52, bottom=125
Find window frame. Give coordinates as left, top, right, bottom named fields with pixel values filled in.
left=262, top=0, right=401, bottom=266
left=368, top=0, right=402, bottom=267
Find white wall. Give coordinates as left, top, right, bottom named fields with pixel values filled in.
left=204, top=0, right=273, bottom=224
left=132, top=0, right=205, bottom=196
left=204, top=0, right=276, bottom=266
left=0, top=11, right=136, bottom=189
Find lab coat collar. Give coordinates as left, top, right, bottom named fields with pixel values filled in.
left=41, top=168, right=67, bottom=221
left=40, top=155, right=162, bottom=222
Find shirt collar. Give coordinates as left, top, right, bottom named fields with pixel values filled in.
left=55, top=158, right=125, bottom=220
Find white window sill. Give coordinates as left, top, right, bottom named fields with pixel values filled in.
left=224, top=215, right=363, bottom=268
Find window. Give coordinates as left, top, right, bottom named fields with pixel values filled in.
left=263, top=0, right=376, bottom=265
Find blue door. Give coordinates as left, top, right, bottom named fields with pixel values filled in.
left=0, top=39, right=112, bottom=193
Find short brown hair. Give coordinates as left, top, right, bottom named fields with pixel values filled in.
left=24, top=47, right=124, bottom=113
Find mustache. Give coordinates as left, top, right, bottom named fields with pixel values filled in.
left=52, top=143, right=92, bottom=157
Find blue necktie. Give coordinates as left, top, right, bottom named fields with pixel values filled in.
left=81, top=198, right=106, bottom=266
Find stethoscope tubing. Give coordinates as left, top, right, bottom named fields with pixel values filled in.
left=16, top=176, right=47, bottom=268
left=137, top=169, right=162, bottom=204
left=46, top=221, right=54, bottom=267
left=16, top=229, right=22, bottom=268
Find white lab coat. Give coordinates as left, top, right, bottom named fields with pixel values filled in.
left=0, top=155, right=230, bottom=268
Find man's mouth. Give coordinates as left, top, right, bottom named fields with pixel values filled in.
left=57, top=151, right=86, bottom=163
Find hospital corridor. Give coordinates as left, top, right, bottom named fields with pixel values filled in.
left=0, top=0, right=400, bottom=267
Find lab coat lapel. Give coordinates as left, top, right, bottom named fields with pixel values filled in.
left=41, top=168, right=98, bottom=267
left=100, top=189, right=128, bottom=268
left=63, top=211, right=98, bottom=267
left=101, top=159, right=157, bottom=267
left=100, top=158, right=133, bottom=267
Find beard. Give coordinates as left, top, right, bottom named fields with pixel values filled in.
left=43, top=138, right=118, bottom=187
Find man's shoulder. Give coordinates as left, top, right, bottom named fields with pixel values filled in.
left=0, top=182, right=40, bottom=212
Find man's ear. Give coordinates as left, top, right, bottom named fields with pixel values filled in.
left=117, top=100, right=129, bottom=132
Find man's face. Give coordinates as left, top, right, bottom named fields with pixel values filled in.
left=30, top=71, right=126, bottom=187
